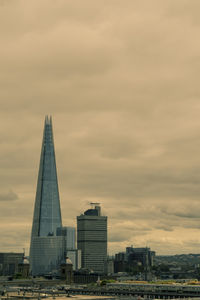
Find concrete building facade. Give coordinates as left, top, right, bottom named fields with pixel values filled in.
left=0, top=253, right=24, bottom=276
left=77, top=204, right=107, bottom=274
left=66, top=249, right=81, bottom=270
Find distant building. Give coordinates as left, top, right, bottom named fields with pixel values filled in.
left=60, top=257, right=73, bottom=284
left=0, top=252, right=24, bottom=276
left=57, top=226, right=76, bottom=250
left=77, top=204, right=107, bottom=274
left=126, top=246, right=155, bottom=268
left=66, top=249, right=81, bottom=271
left=57, top=227, right=81, bottom=270
left=18, top=256, right=30, bottom=278
left=114, top=252, right=128, bottom=273
left=105, top=256, right=114, bottom=275
left=73, top=270, right=99, bottom=284
left=114, top=246, right=155, bottom=273
left=29, top=116, right=64, bottom=276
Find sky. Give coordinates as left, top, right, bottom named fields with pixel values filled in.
left=1, top=0, right=200, bottom=256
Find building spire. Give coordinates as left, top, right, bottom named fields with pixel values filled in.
left=30, top=116, right=62, bottom=237
left=45, top=115, right=51, bottom=125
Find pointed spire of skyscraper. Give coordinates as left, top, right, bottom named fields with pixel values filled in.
left=31, top=115, right=62, bottom=237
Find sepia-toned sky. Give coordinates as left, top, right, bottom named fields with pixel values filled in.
left=1, top=0, right=200, bottom=256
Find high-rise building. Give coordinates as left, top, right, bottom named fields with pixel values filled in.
left=57, top=226, right=76, bottom=250
left=114, top=246, right=155, bottom=273
left=126, top=246, right=155, bottom=268
left=77, top=204, right=107, bottom=274
left=30, top=116, right=64, bottom=276
left=65, top=249, right=82, bottom=270
left=57, top=227, right=81, bottom=270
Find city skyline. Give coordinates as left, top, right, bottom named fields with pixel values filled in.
left=1, top=1, right=200, bottom=256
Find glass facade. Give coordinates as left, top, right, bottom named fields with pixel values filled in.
left=57, top=226, right=76, bottom=250
left=30, top=116, right=64, bottom=276
left=30, top=237, right=64, bottom=275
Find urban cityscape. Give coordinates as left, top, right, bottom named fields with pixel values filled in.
left=1, top=0, right=200, bottom=299
left=1, top=116, right=155, bottom=280
left=1, top=117, right=200, bottom=299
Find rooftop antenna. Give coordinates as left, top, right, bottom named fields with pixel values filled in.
left=90, top=202, right=101, bottom=216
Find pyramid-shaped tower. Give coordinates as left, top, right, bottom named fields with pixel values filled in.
left=30, top=116, right=64, bottom=275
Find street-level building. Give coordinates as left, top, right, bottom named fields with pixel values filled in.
left=0, top=252, right=24, bottom=276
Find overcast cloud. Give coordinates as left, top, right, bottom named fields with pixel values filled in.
left=1, top=0, right=200, bottom=255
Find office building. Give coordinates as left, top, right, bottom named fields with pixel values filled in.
left=57, top=226, right=81, bottom=270
left=77, top=204, right=107, bottom=274
left=0, top=252, right=24, bottom=276
left=114, top=246, right=155, bottom=273
left=104, top=256, right=114, bottom=275
left=57, top=226, right=76, bottom=250
left=29, top=116, right=64, bottom=276
left=126, top=246, right=155, bottom=268
left=65, top=249, right=81, bottom=270
left=114, top=252, right=128, bottom=273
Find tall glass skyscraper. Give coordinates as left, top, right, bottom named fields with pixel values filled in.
left=30, top=116, right=64, bottom=276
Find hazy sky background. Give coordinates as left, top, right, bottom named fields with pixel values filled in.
left=1, top=0, right=200, bottom=255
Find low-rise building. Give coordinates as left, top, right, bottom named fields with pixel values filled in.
left=0, top=252, right=24, bottom=276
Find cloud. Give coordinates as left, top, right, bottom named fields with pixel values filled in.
left=1, top=0, right=200, bottom=255
left=160, top=201, right=200, bottom=219
left=0, top=190, right=18, bottom=202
